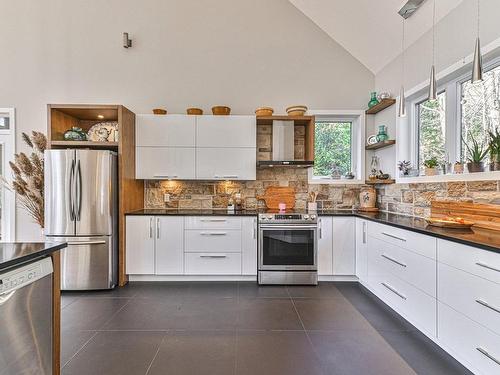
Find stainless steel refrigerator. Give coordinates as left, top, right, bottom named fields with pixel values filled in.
left=44, top=149, right=118, bottom=290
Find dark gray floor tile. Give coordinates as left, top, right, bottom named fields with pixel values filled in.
left=293, top=298, right=373, bottom=331
left=104, top=297, right=238, bottom=330
left=62, top=331, right=164, bottom=375
left=62, top=298, right=129, bottom=331
left=148, top=330, right=236, bottom=375
left=61, top=295, right=79, bottom=309
left=61, top=330, right=96, bottom=367
left=237, top=298, right=302, bottom=330
left=62, top=283, right=139, bottom=299
left=238, top=282, right=289, bottom=298
left=308, top=330, right=416, bottom=375
left=186, top=282, right=237, bottom=299
left=236, top=331, right=323, bottom=375
left=131, top=281, right=191, bottom=300
left=379, top=330, right=473, bottom=375
left=287, top=282, right=345, bottom=299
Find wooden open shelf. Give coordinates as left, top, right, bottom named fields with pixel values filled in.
left=365, top=179, right=395, bottom=185
left=365, top=140, right=396, bottom=150
left=50, top=140, right=119, bottom=149
left=365, top=99, right=396, bottom=115
left=256, top=115, right=314, bottom=126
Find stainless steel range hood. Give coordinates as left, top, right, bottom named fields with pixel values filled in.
left=257, top=120, right=313, bottom=167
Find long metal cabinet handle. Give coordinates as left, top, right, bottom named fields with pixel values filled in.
left=253, top=218, right=257, bottom=239
left=476, top=347, right=500, bottom=366
left=200, top=232, right=227, bottom=236
left=200, top=254, right=227, bottom=258
left=0, top=290, right=16, bottom=306
left=200, top=219, right=227, bottom=222
left=67, top=241, right=106, bottom=246
left=362, top=221, right=367, bottom=244
left=76, top=160, right=82, bottom=221
left=69, top=159, right=76, bottom=221
left=157, top=218, right=160, bottom=239
left=381, top=282, right=407, bottom=300
left=476, top=299, right=500, bottom=314
left=149, top=217, right=153, bottom=238
left=381, top=254, right=407, bottom=268
left=318, top=218, right=322, bottom=239
left=475, top=262, right=500, bottom=273
left=381, top=232, right=406, bottom=242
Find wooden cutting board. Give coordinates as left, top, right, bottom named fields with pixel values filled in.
left=257, top=186, right=295, bottom=210
left=431, top=200, right=500, bottom=231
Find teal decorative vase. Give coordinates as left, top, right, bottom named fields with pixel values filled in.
left=368, top=92, right=379, bottom=108
left=376, top=125, right=389, bottom=142
left=63, top=127, right=87, bottom=141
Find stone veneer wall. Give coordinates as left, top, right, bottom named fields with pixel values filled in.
left=144, top=168, right=500, bottom=218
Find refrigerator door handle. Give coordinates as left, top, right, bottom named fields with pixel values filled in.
left=69, top=159, right=76, bottom=221
left=76, top=160, right=82, bottom=221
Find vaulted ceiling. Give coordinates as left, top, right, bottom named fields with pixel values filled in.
left=289, top=0, right=464, bottom=74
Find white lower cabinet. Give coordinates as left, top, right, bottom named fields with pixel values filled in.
left=318, top=217, right=333, bottom=275
left=355, top=219, right=368, bottom=281
left=155, top=217, right=184, bottom=275
left=126, top=216, right=155, bottom=274
left=241, top=217, right=257, bottom=275
left=332, top=217, right=355, bottom=275
left=185, top=253, right=241, bottom=275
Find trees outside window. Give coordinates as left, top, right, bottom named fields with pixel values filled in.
left=313, top=121, right=352, bottom=177
left=417, top=92, right=446, bottom=169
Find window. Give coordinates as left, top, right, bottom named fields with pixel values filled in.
left=0, top=108, right=16, bottom=241
left=308, top=111, right=364, bottom=183
left=460, top=64, right=500, bottom=162
left=313, top=121, right=352, bottom=177
left=417, top=92, right=446, bottom=169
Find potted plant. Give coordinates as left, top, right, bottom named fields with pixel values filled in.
left=464, top=136, right=489, bottom=173
left=398, top=160, right=411, bottom=177
left=423, top=157, right=439, bottom=176
left=488, top=129, right=500, bottom=171
left=453, top=161, right=464, bottom=174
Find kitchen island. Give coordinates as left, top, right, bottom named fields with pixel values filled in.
left=0, top=242, right=67, bottom=375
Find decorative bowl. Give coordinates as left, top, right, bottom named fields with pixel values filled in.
left=377, top=92, right=391, bottom=101
left=255, top=107, right=274, bottom=116
left=187, top=107, right=203, bottom=115
left=286, top=105, right=307, bottom=116
left=212, top=106, right=231, bottom=115
left=152, top=108, right=167, bottom=115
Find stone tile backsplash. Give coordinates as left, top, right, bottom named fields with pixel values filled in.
left=144, top=168, right=500, bottom=218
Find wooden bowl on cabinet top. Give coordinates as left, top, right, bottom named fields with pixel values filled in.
left=255, top=107, right=274, bottom=116
left=212, top=106, right=231, bottom=115
left=152, top=108, right=167, bottom=115
left=187, top=107, right=203, bottom=115
left=286, top=105, right=307, bottom=116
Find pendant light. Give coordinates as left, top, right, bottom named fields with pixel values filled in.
left=471, top=0, right=483, bottom=83
left=428, top=0, right=437, bottom=101
left=398, top=18, right=407, bottom=117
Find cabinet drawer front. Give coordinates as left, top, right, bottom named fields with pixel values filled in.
left=196, top=115, right=256, bottom=148
left=439, top=302, right=500, bottom=375
left=438, top=239, right=500, bottom=284
left=370, top=237, right=436, bottom=297
left=368, top=221, right=436, bottom=259
left=185, top=216, right=242, bottom=230
left=135, top=147, right=195, bottom=179
left=196, top=147, right=256, bottom=180
left=185, top=230, right=242, bottom=252
left=136, top=114, right=196, bottom=147
left=368, top=272, right=437, bottom=336
left=439, top=262, right=500, bottom=335
left=185, top=253, right=242, bottom=275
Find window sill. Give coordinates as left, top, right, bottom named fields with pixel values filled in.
left=308, top=178, right=365, bottom=185
left=396, top=170, right=500, bottom=184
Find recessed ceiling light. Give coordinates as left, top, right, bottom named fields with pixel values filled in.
left=97, top=114, right=104, bottom=119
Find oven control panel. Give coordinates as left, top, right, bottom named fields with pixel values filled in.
left=258, top=213, right=317, bottom=224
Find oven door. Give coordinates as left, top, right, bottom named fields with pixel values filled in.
left=259, top=225, right=317, bottom=271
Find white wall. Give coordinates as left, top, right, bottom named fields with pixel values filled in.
left=0, top=0, right=374, bottom=240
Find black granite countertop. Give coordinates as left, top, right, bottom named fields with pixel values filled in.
left=0, top=242, right=67, bottom=271
left=126, top=209, right=500, bottom=253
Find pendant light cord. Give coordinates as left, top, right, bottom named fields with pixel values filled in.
left=432, top=0, right=436, bottom=66
left=477, top=0, right=480, bottom=38
left=401, top=18, right=405, bottom=86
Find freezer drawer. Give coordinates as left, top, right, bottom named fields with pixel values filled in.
left=56, top=236, right=117, bottom=290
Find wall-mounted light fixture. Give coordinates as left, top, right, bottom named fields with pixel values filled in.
left=123, top=32, right=132, bottom=48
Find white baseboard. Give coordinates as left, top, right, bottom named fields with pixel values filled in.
left=129, top=275, right=257, bottom=282
left=319, top=275, right=358, bottom=282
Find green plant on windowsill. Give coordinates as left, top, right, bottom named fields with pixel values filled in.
left=423, top=157, right=439, bottom=176
left=488, top=128, right=500, bottom=171
left=464, top=135, right=489, bottom=173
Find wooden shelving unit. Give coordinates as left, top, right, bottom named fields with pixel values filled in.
left=47, top=104, right=144, bottom=287
left=365, top=179, right=395, bottom=185
left=365, top=140, right=396, bottom=150
left=365, top=99, right=396, bottom=115
left=256, top=115, right=315, bottom=165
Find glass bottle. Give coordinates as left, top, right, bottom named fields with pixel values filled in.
left=368, top=92, right=380, bottom=108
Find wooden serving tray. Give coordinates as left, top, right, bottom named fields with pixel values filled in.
left=425, top=218, right=474, bottom=229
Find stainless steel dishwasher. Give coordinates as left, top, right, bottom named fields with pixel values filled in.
left=0, top=257, right=53, bottom=375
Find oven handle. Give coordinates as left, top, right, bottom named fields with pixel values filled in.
left=259, top=225, right=317, bottom=230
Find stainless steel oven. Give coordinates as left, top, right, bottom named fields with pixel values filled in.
left=258, top=213, right=318, bottom=285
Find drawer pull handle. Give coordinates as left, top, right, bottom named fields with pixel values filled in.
left=200, top=219, right=227, bottom=222
left=67, top=241, right=106, bottom=246
left=381, top=232, right=406, bottom=242
left=200, top=232, right=227, bottom=236
left=476, top=347, right=500, bottom=366
left=200, top=255, right=227, bottom=258
left=381, top=282, right=407, bottom=300
left=153, top=174, right=178, bottom=178
left=475, top=262, right=500, bottom=273
left=476, top=299, right=500, bottom=314
left=381, top=254, right=407, bottom=268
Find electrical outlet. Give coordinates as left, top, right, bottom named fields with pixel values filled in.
left=163, top=193, right=170, bottom=202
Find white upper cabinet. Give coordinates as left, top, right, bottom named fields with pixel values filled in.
left=196, top=148, right=256, bottom=180
left=332, top=217, right=356, bottom=275
left=136, top=114, right=196, bottom=147
left=196, top=116, right=256, bottom=148
left=136, top=147, right=196, bottom=179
